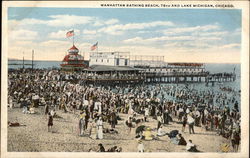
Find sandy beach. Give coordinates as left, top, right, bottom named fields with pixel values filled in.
left=8, top=107, right=235, bottom=152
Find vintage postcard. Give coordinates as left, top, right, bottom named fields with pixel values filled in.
left=1, top=1, right=249, bottom=158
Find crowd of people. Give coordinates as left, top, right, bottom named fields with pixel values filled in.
left=8, top=69, right=241, bottom=152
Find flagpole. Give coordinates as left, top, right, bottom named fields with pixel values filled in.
left=97, top=42, right=98, bottom=53
left=73, top=29, right=74, bottom=45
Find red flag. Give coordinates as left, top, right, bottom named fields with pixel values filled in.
left=91, top=42, right=98, bottom=51
left=66, top=30, right=74, bottom=37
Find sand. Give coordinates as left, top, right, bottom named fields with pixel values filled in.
left=7, top=107, right=235, bottom=152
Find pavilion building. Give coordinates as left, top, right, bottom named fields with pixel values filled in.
left=61, top=45, right=88, bottom=71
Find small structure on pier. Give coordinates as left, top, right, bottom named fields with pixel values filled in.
left=61, top=45, right=88, bottom=71
left=143, top=63, right=236, bottom=84
left=89, top=52, right=130, bottom=67
left=144, top=63, right=207, bottom=83
left=130, top=55, right=165, bottom=67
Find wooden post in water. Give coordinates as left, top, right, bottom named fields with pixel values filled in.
left=22, top=52, right=24, bottom=70
left=32, top=50, right=34, bottom=70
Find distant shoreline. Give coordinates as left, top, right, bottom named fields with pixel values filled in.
left=8, top=59, right=62, bottom=62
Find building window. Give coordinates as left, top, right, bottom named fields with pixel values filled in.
left=107, top=59, right=109, bottom=63
left=101, top=59, right=103, bottom=62
left=96, top=59, right=98, bottom=62
left=125, top=59, right=128, bottom=66
left=116, top=59, right=119, bottom=66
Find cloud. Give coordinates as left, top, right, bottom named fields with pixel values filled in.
left=9, top=29, right=38, bottom=40
left=40, top=40, right=69, bottom=46
left=123, top=35, right=221, bottom=44
left=220, top=43, right=241, bottom=49
left=9, top=40, right=73, bottom=61
left=93, top=44, right=240, bottom=63
left=93, top=18, right=119, bottom=26
left=9, top=15, right=94, bottom=28
left=46, top=15, right=93, bottom=27
left=82, top=29, right=97, bottom=35
left=98, top=21, right=174, bottom=35
left=9, top=15, right=120, bottom=30
left=164, top=24, right=220, bottom=35
left=193, top=31, right=228, bottom=36
left=48, top=29, right=80, bottom=39
left=106, top=19, right=119, bottom=25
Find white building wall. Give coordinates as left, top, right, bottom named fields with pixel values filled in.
left=89, top=52, right=130, bottom=66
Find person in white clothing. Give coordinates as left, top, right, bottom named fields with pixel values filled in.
left=157, top=126, right=168, bottom=136
left=96, top=117, right=103, bottom=139
left=9, top=96, right=13, bottom=109
left=144, top=107, right=149, bottom=122
left=186, top=140, right=199, bottom=152
left=187, top=114, right=195, bottom=134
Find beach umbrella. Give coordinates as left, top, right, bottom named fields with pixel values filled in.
left=135, top=125, right=146, bottom=134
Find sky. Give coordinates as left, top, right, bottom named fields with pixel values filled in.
left=8, top=7, right=241, bottom=63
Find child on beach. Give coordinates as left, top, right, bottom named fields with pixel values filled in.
left=137, top=140, right=144, bottom=152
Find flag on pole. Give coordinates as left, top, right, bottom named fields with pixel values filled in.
left=91, top=42, right=98, bottom=51
left=66, top=30, right=74, bottom=37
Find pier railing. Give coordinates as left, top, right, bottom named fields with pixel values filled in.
left=145, top=71, right=209, bottom=77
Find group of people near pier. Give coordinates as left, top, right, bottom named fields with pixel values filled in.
left=8, top=69, right=241, bottom=152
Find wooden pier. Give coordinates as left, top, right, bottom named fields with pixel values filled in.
left=205, top=73, right=236, bottom=82
left=145, top=72, right=207, bottom=83
left=144, top=72, right=236, bottom=84
left=76, top=71, right=236, bottom=85
left=80, top=78, right=145, bottom=85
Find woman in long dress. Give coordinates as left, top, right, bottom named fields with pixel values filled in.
left=96, top=117, right=103, bottom=139
left=89, top=119, right=97, bottom=139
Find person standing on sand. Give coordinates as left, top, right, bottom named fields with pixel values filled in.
left=110, top=110, right=117, bottom=129
left=182, top=114, right=187, bottom=132
left=89, top=119, right=96, bottom=139
left=187, top=114, right=195, bottom=134
left=157, top=113, right=163, bottom=130
left=231, top=131, right=240, bottom=152
left=48, top=112, right=53, bottom=132
left=9, top=96, right=13, bottom=109
left=45, top=103, right=49, bottom=115
left=79, top=112, right=85, bottom=136
left=144, top=107, right=149, bottom=122
left=96, top=117, right=103, bottom=139
left=84, top=108, right=90, bottom=130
